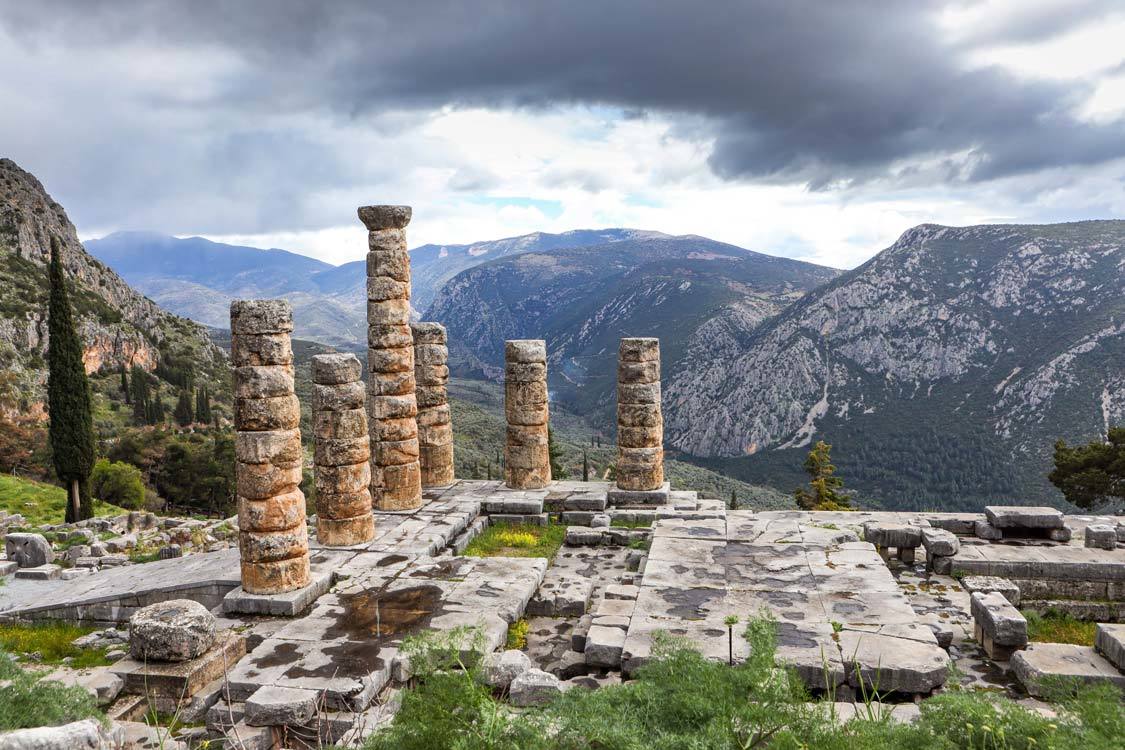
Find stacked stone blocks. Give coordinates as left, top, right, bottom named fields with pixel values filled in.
left=412, top=322, right=455, bottom=487
left=361, top=205, right=423, bottom=510
left=504, top=340, right=551, bottom=489
left=311, top=353, right=374, bottom=546
left=231, top=300, right=310, bottom=594
left=616, top=338, right=664, bottom=491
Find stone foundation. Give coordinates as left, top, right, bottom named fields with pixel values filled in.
left=231, top=300, right=310, bottom=594
left=504, top=340, right=551, bottom=489
left=412, top=322, right=455, bottom=487
left=312, top=353, right=375, bottom=546
left=361, top=205, right=423, bottom=510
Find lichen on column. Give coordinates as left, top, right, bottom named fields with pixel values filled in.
left=360, top=205, right=422, bottom=510
left=412, top=322, right=455, bottom=487
left=504, top=339, right=551, bottom=489
left=311, top=353, right=374, bottom=546
left=616, top=337, right=664, bottom=491
left=230, top=299, right=310, bottom=594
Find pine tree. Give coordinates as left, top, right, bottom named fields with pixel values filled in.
left=793, top=440, right=853, bottom=511
left=47, top=236, right=96, bottom=522
left=174, top=389, right=194, bottom=427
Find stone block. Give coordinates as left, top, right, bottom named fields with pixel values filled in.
left=0, top=719, right=124, bottom=750
left=863, top=522, right=923, bottom=550
left=1085, top=524, right=1118, bottom=550
left=245, top=685, right=319, bottom=727
left=505, top=339, right=546, bottom=363
left=230, top=299, right=292, bottom=335
left=233, top=365, right=295, bottom=399
left=1012, top=642, right=1125, bottom=698
left=971, top=591, right=1027, bottom=660
left=235, top=429, right=303, bottom=465
left=129, top=599, right=216, bottom=662
left=234, top=394, right=300, bottom=431
left=481, top=649, right=532, bottom=690
left=223, top=567, right=333, bottom=616
left=313, top=382, right=366, bottom=413
left=311, top=353, right=362, bottom=385
left=4, top=532, right=54, bottom=567
left=604, top=584, right=640, bottom=601
left=974, top=520, right=1002, bottom=540
left=984, top=506, right=1064, bottom=530
left=619, top=337, right=659, bottom=362
left=920, top=527, right=959, bottom=557
left=1049, top=526, right=1073, bottom=542
left=509, top=668, right=565, bottom=707
left=1094, top=623, right=1125, bottom=671
left=358, top=204, right=411, bottom=230
left=14, top=563, right=60, bottom=580
left=585, top=625, right=627, bottom=668
left=607, top=482, right=670, bottom=505
left=961, top=576, right=1021, bottom=607
left=238, top=491, right=306, bottom=533
left=231, top=332, right=293, bottom=367
left=114, top=632, right=246, bottom=699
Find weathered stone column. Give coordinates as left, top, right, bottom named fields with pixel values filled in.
left=311, top=353, right=375, bottom=546
left=615, top=338, right=665, bottom=493
left=412, top=322, right=455, bottom=487
left=504, top=339, right=551, bottom=489
left=230, top=300, right=310, bottom=594
left=360, top=205, right=422, bottom=510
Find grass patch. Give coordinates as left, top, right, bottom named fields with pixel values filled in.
left=610, top=518, right=653, bottom=528
left=0, top=474, right=126, bottom=526
left=0, top=652, right=102, bottom=731
left=0, top=621, right=112, bottom=668
left=1025, top=609, right=1097, bottom=646
left=463, top=523, right=567, bottom=560
left=507, top=619, right=530, bottom=650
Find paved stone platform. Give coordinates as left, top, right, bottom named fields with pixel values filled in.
left=623, top=512, right=951, bottom=695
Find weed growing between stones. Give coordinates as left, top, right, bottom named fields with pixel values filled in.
left=0, top=652, right=102, bottom=730
left=1023, top=609, right=1098, bottom=646
left=507, top=619, right=530, bottom=650
left=0, top=620, right=111, bottom=667
left=361, top=618, right=1125, bottom=750
left=463, top=523, right=567, bottom=559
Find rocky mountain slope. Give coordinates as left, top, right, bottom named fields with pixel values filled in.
left=667, top=221, right=1125, bottom=509
left=426, top=235, right=840, bottom=418
left=87, top=228, right=653, bottom=347
left=0, top=159, right=224, bottom=415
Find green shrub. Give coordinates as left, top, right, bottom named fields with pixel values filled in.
left=90, top=458, right=145, bottom=509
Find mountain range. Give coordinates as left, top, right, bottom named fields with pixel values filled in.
left=85, top=228, right=659, bottom=346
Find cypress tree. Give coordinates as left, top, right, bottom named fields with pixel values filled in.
left=582, top=448, right=589, bottom=481
left=120, top=365, right=130, bottom=404
left=195, top=385, right=211, bottom=424
left=47, top=236, right=96, bottom=522
left=174, top=388, right=194, bottom=427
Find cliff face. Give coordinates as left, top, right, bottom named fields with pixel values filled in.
left=665, top=221, right=1125, bottom=508
left=0, top=158, right=223, bottom=413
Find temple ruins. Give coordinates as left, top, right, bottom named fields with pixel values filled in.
left=4, top=204, right=1125, bottom=747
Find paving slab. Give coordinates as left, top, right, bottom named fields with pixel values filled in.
left=1094, top=623, right=1125, bottom=671
left=1011, top=642, right=1125, bottom=698
left=985, top=506, right=1064, bottom=530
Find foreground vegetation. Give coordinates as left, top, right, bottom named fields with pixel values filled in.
left=364, top=620, right=1124, bottom=750
left=0, top=621, right=111, bottom=668
left=0, top=652, right=101, bottom=731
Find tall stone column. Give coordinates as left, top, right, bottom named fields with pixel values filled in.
left=360, top=205, right=422, bottom=510
left=412, top=322, right=455, bottom=487
left=230, top=300, right=310, bottom=594
left=614, top=337, right=666, bottom=496
left=504, top=339, right=551, bottom=489
left=311, top=353, right=375, bottom=546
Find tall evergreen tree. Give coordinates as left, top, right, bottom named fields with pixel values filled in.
left=548, top=425, right=567, bottom=479
left=47, top=236, right=96, bottom=522
left=195, top=385, right=211, bottom=424
left=174, top=388, right=194, bottom=427
left=130, top=364, right=148, bottom=424
left=120, top=365, right=130, bottom=404
left=793, top=440, right=853, bottom=511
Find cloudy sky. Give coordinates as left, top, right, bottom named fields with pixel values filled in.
left=2, top=0, right=1124, bottom=268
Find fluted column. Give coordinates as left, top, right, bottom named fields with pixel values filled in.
left=616, top=337, right=664, bottom=491
left=412, top=322, right=455, bottom=487
left=312, top=353, right=375, bottom=546
left=230, top=300, right=310, bottom=594
left=360, top=205, right=422, bottom=510
left=504, top=339, right=551, bottom=489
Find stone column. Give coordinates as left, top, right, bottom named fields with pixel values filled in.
left=412, top=322, right=455, bottom=487
left=311, top=353, right=375, bottom=546
left=504, top=339, right=551, bottom=489
left=360, top=205, right=422, bottom=510
left=615, top=338, right=664, bottom=491
left=230, top=300, right=310, bottom=594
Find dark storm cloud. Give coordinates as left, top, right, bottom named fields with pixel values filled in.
left=1, top=0, right=1123, bottom=230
